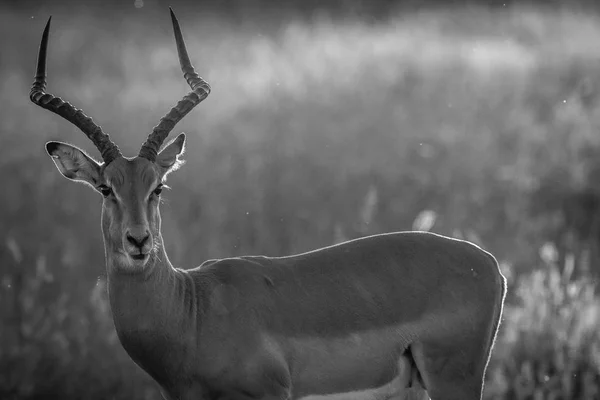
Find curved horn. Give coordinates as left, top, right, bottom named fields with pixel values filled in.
left=30, top=17, right=121, bottom=164
left=138, top=8, right=211, bottom=162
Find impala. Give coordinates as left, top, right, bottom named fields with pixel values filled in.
left=32, top=9, right=507, bottom=400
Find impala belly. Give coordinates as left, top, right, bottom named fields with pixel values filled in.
left=285, top=325, right=414, bottom=398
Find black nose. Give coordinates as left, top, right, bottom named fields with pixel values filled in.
left=126, top=230, right=150, bottom=249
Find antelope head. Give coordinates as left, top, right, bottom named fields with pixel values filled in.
left=32, top=9, right=210, bottom=271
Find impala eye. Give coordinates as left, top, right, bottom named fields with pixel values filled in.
left=153, top=185, right=163, bottom=196
left=99, top=185, right=113, bottom=197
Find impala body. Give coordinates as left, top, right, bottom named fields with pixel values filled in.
left=111, top=230, right=504, bottom=400
left=33, top=10, right=506, bottom=400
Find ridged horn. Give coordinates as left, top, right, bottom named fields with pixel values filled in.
left=30, top=17, right=121, bottom=164
left=138, top=8, right=211, bottom=162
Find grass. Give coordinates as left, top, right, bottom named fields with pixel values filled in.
left=488, top=257, right=600, bottom=399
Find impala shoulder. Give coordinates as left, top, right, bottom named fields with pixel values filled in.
left=194, top=256, right=278, bottom=287
left=198, top=256, right=274, bottom=271
left=193, top=256, right=278, bottom=315
left=198, top=258, right=221, bottom=269
left=191, top=258, right=242, bottom=279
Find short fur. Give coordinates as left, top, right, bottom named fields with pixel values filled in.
left=46, top=136, right=506, bottom=400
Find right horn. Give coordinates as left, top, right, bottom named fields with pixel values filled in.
left=30, top=17, right=122, bottom=164
left=138, top=8, right=211, bottom=162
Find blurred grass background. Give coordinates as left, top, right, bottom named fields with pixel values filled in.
left=2, top=0, right=600, bottom=398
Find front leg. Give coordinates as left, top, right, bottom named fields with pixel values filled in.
left=233, top=344, right=293, bottom=400
left=215, top=386, right=291, bottom=400
left=209, top=367, right=292, bottom=400
left=232, top=378, right=292, bottom=400
left=159, top=382, right=216, bottom=400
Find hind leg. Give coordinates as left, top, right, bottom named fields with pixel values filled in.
left=385, top=354, right=430, bottom=400
left=405, top=365, right=430, bottom=400
left=410, top=340, right=488, bottom=400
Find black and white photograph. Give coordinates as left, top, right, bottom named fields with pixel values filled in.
left=1, top=0, right=599, bottom=399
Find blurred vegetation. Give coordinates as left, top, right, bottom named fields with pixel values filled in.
left=2, top=1, right=600, bottom=398
left=485, top=254, right=600, bottom=399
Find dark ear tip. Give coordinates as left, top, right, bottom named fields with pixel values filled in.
left=46, top=141, right=60, bottom=156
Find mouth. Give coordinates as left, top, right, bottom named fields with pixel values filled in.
left=130, top=253, right=149, bottom=261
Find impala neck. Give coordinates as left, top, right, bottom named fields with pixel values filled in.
left=105, top=232, right=186, bottom=340
left=104, top=230, right=207, bottom=383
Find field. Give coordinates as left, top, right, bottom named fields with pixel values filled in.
left=2, top=1, right=600, bottom=398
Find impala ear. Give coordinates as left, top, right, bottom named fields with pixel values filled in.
left=156, top=133, right=186, bottom=177
left=46, top=141, right=103, bottom=188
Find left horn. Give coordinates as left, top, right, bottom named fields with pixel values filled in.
left=30, top=16, right=121, bottom=164
left=138, top=8, right=211, bottom=162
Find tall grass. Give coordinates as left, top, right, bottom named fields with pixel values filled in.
left=487, top=254, right=600, bottom=399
